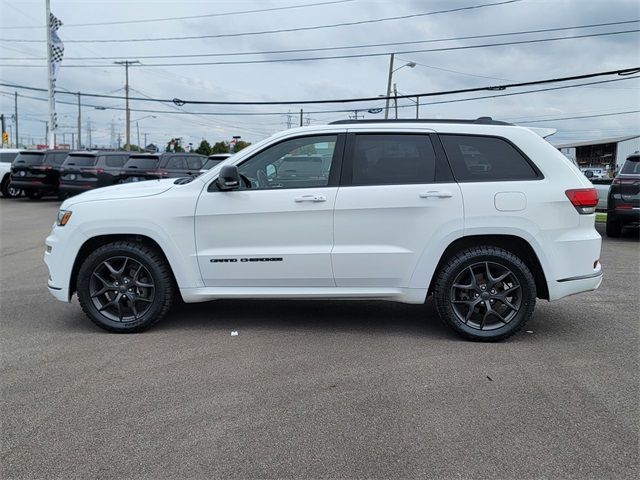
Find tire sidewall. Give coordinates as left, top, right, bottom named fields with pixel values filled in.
left=435, top=250, right=536, bottom=340
left=77, top=244, right=169, bottom=332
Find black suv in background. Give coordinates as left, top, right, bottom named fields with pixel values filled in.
left=607, top=153, right=640, bottom=237
left=10, top=149, right=69, bottom=199
left=59, top=151, right=130, bottom=196
left=199, top=153, right=232, bottom=174
left=120, top=152, right=206, bottom=183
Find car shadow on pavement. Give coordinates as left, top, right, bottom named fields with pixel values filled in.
left=155, top=297, right=456, bottom=340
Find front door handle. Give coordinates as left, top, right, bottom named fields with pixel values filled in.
left=419, top=191, right=453, bottom=199
left=294, top=194, right=326, bottom=203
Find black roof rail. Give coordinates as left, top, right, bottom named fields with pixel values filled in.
left=328, top=117, right=513, bottom=126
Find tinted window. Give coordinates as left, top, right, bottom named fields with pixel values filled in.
left=14, top=152, right=45, bottom=165
left=124, top=157, right=159, bottom=169
left=63, top=155, right=97, bottom=167
left=166, top=156, right=187, bottom=169
left=440, top=135, right=538, bottom=182
left=350, top=134, right=436, bottom=186
left=45, top=152, right=69, bottom=165
left=238, top=135, right=337, bottom=189
left=621, top=156, right=640, bottom=175
left=203, top=159, right=223, bottom=170
left=186, top=156, right=203, bottom=170
left=103, top=155, right=128, bottom=168
left=0, top=152, right=18, bottom=163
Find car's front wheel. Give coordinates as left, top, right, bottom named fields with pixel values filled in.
left=434, top=246, right=536, bottom=341
left=77, top=241, right=175, bottom=332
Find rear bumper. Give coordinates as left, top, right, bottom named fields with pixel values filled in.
left=59, top=183, right=95, bottom=194
left=608, top=207, right=640, bottom=222
left=10, top=178, right=58, bottom=192
left=549, top=270, right=603, bottom=301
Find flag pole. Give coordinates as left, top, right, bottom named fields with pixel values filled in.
left=45, top=0, right=55, bottom=148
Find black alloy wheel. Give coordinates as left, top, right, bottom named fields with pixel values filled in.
left=89, top=256, right=155, bottom=322
left=450, top=261, right=521, bottom=331
left=77, top=241, right=175, bottom=332
left=434, top=246, right=536, bottom=341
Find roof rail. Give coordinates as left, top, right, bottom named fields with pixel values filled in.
left=328, top=117, right=512, bottom=126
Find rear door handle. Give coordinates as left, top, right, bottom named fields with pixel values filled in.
left=294, top=194, right=326, bottom=203
left=419, top=191, right=453, bottom=199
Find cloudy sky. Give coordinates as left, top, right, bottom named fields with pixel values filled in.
left=0, top=0, right=639, bottom=149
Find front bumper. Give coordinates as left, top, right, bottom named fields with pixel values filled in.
left=44, top=224, right=87, bottom=303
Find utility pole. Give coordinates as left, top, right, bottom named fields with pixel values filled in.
left=143, top=132, right=148, bottom=148
left=114, top=60, right=140, bottom=151
left=86, top=117, right=92, bottom=148
left=0, top=114, right=5, bottom=148
left=14, top=92, right=19, bottom=147
left=384, top=53, right=394, bottom=120
left=77, top=92, right=81, bottom=149
left=416, top=96, right=419, bottom=119
left=299, top=109, right=303, bottom=127
left=393, top=83, right=398, bottom=119
left=285, top=111, right=293, bottom=129
left=136, top=121, right=140, bottom=149
left=45, top=0, right=55, bottom=148
left=71, top=132, right=74, bottom=149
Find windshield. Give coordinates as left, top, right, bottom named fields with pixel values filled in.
left=63, top=155, right=97, bottom=167
left=14, top=152, right=46, bottom=165
left=620, top=157, right=640, bottom=175
left=123, top=158, right=159, bottom=169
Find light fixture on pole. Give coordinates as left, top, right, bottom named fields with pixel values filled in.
left=384, top=55, right=415, bottom=119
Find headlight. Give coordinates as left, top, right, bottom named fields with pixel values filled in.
left=57, top=210, right=72, bottom=226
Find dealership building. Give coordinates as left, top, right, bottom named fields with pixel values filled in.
left=555, top=134, right=640, bottom=174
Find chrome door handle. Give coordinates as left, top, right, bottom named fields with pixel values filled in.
left=419, top=191, right=453, bottom=199
left=294, top=194, right=327, bottom=202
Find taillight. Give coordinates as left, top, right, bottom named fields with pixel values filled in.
left=565, top=188, right=598, bottom=214
left=32, top=165, right=53, bottom=171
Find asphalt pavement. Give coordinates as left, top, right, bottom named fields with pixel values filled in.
left=1, top=197, right=638, bottom=479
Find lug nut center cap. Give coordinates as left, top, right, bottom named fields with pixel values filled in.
left=481, top=292, right=491, bottom=300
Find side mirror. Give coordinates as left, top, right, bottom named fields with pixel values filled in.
left=217, top=165, right=241, bottom=190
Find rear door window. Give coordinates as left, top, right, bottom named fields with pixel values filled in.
left=346, top=134, right=436, bottom=186
left=440, top=135, right=539, bottom=182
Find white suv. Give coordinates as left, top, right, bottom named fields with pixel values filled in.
left=45, top=119, right=602, bottom=341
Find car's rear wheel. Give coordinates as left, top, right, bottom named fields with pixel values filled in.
left=606, top=214, right=623, bottom=237
left=1, top=176, right=22, bottom=198
left=77, top=241, right=175, bottom=332
left=434, top=246, right=536, bottom=341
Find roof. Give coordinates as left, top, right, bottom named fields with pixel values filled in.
left=554, top=134, right=640, bottom=149
left=329, top=117, right=512, bottom=126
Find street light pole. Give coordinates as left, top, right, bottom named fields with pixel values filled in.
left=384, top=53, right=394, bottom=120
left=114, top=60, right=140, bottom=151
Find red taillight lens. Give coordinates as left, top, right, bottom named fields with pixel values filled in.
left=565, top=188, right=598, bottom=214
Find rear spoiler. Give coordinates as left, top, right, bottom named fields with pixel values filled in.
left=526, top=127, right=557, bottom=139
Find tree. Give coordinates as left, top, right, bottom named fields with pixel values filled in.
left=195, top=139, right=212, bottom=156
left=234, top=140, right=251, bottom=152
left=127, top=144, right=143, bottom=152
left=211, top=141, right=230, bottom=154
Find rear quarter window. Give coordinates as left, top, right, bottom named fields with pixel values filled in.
left=440, top=134, right=539, bottom=182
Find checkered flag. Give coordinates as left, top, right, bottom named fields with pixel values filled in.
left=49, top=13, right=64, bottom=81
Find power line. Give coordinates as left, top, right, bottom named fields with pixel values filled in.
left=0, top=0, right=357, bottom=29
left=3, top=20, right=635, bottom=61
left=2, top=30, right=637, bottom=69
left=1, top=73, right=638, bottom=117
left=518, top=110, right=640, bottom=123
left=0, top=0, right=523, bottom=43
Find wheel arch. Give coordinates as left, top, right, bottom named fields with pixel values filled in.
left=427, top=234, right=549, bottom=300
left=69, top=234, right=180, bottom=298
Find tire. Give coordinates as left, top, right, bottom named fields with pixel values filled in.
left=25, top=190, right=43, bottom=200
left=77, top=241, right=175, bottom=333
left=434, top=246, right=537, bottom=341
left=1, top=175, right=21, bottom=198
left=606, top=215, right=622, bottom=237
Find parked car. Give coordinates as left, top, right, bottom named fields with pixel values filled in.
left=45, top=118, right=602, bottom=340
left=120, top=152, right=206, bottom=183
left=59, top=151, right=129, bottom=196
left=11, top=149, right=69, bottom=199
left=199, top=153, right=232, bottom=174
left=581, top=167, right=607, bottom=179
left=606, top=153, right=640, bottom=237
left=0, top=148, right=22, bottom=198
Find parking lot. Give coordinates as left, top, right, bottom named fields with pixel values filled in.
left=1, top=198, right=638, bottom=479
